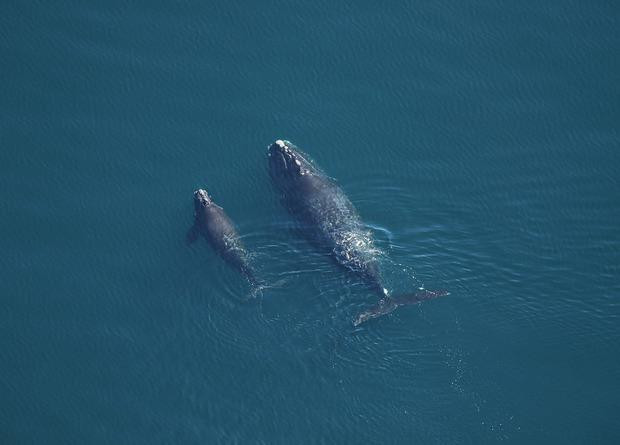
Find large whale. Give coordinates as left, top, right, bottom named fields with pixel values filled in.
left=187, top=189, right=257, bottom=286
left=268, top=140, right=446, bottom=326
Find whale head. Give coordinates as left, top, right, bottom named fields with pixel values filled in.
left=193, top=189, right=213, bottom=210
left=268, top=140, right=316, bottom=189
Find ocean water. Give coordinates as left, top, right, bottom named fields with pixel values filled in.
left=1, top=0, right=619, bottom=443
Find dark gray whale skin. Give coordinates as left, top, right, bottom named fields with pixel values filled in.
left=268, top=139, right=386, bottom=296
left=187, top=189, right=256, bottom=285
left=268, top=139, right=447, bottom=326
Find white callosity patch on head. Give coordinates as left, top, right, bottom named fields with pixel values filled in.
left=194, top=189, right=212, bottom=206
left=275, top=139, right=286, bottom=148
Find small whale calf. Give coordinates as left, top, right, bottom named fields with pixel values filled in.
left=187, top=189, right=257, bottom=286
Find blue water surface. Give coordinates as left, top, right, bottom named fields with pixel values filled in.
left=1, top=1, right=619, bottom=443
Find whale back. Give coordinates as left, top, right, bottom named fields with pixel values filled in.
left=269, top=141, right=383, bottom=292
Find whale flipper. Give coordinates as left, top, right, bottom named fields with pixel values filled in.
left=186, top=222, right=200, bottom=245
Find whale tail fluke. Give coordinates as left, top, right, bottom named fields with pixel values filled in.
left=353, top=289, right=450, bottom=327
